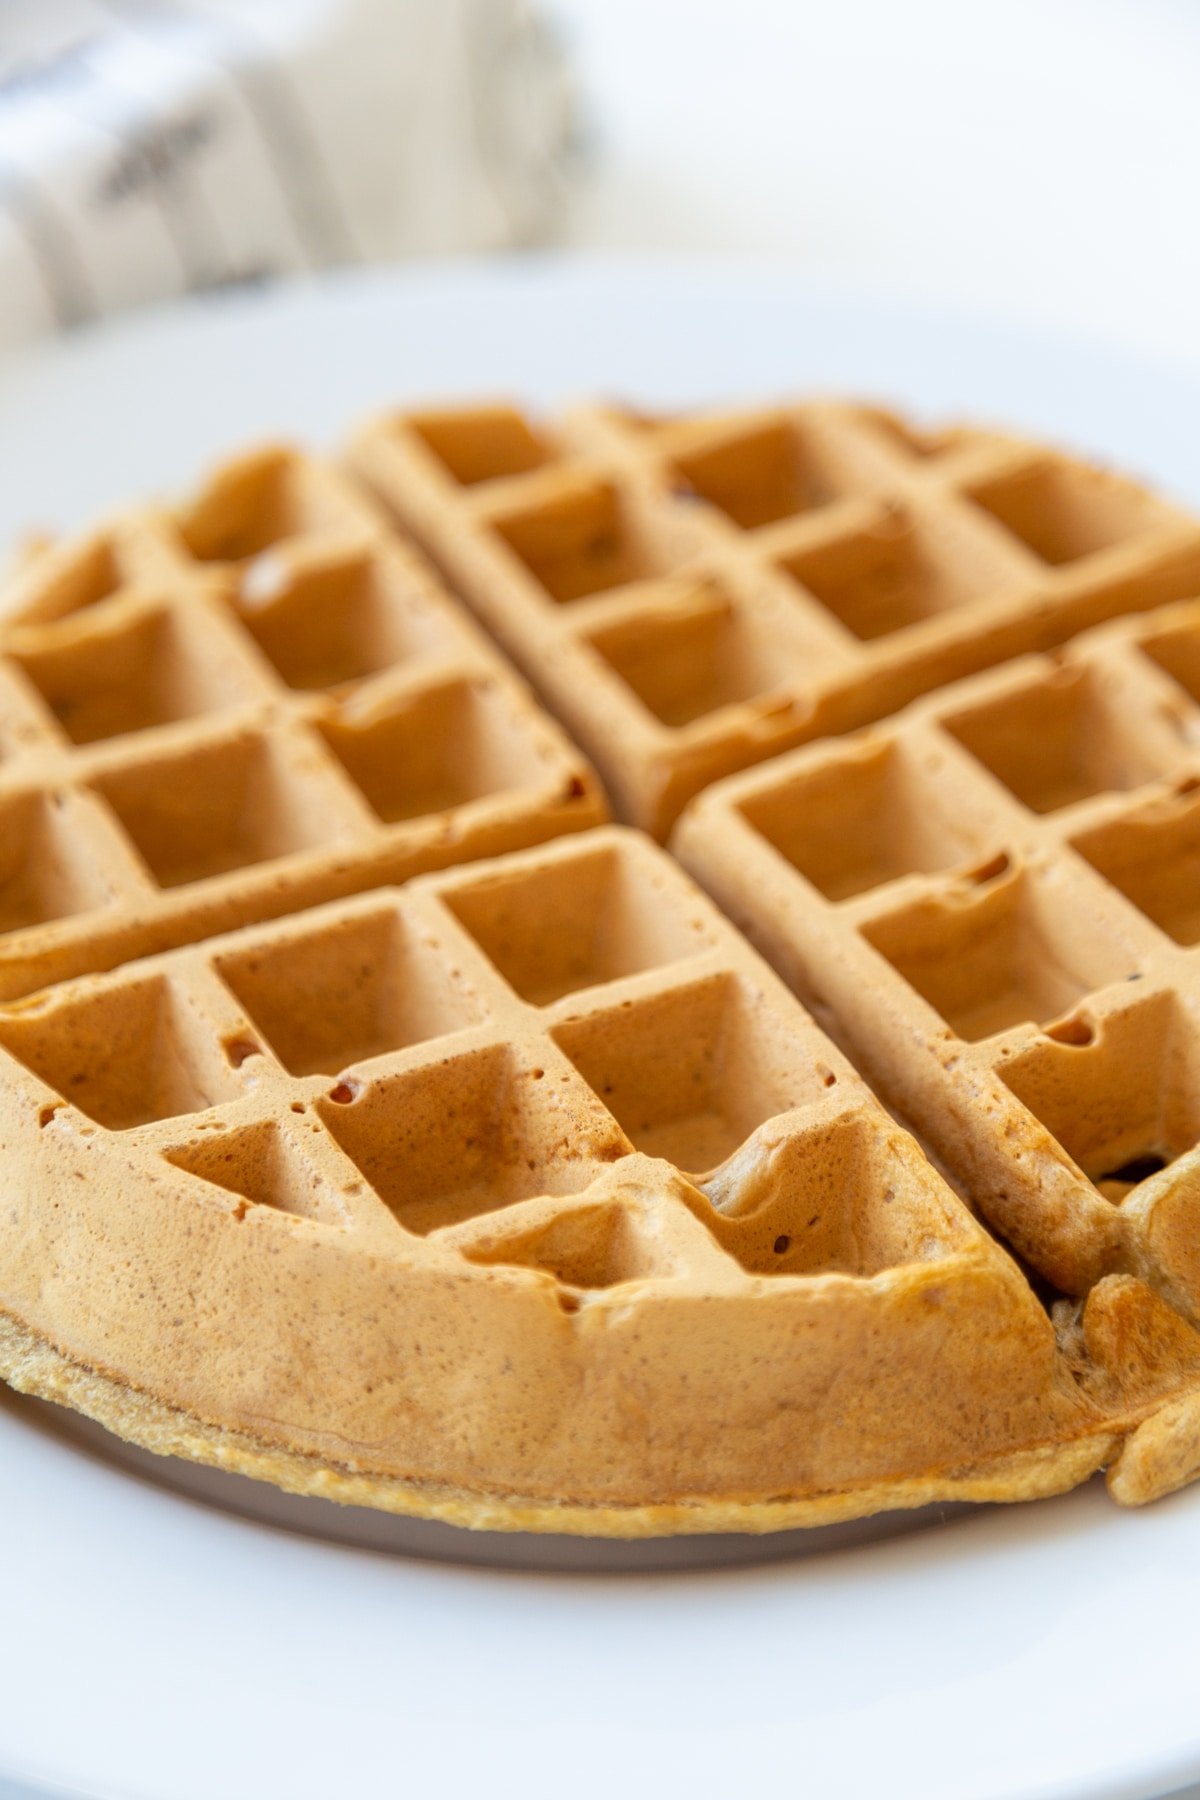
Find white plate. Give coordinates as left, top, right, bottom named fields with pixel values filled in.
left=2, top=260, right=1200, bottom=1800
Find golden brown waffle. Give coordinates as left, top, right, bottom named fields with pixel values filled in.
left=349, top=400, right=1200, bottom=836
left=6, top=821, right=1200, bottom=1530
left=0, top=444, right=604, bottom=1001
left=6, top=408, right=1200, bottom=1535
left=677, top=597, right=1200, bottom=1382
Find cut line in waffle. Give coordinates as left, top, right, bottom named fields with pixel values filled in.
left=349, top=399, right=1200, bottom=837
left=0, top=444, right=605, bottom=1000
left=677, top=595, right=1200, bottom=1349
left=4, top=823, right=1200, bottom=1529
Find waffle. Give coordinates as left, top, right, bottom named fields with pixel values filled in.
left=0, top=444, right=604, bottom=1001
left=349, top=400, right=1200, bottom=836
left=5, top=408, right=1200, bottom=1535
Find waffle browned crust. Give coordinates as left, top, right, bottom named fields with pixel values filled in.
left=5, top=409, right=1200, bottom=1535
left=349, top=401, right=1200, bottom=836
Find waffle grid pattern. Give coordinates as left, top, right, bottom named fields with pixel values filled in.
left=350, top=400, right=1200, bottom=836
left=0, top=447, right=604, bottom=1001
left=678, top=595, right=1200, bottom=1312
left=0, top=826, right=985, bottom=1305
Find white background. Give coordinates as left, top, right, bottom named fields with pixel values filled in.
left=548, top=0, right=1200, bottom=369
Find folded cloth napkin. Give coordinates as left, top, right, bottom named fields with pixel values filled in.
left=0, top=0, right=577, bottom=348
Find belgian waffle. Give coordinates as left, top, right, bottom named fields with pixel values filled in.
left=8, top=814, right=1200, bottom=1528
left=350, top=400, right=1200, bottom=836
left=4, top=407, right=1200, bottom=1534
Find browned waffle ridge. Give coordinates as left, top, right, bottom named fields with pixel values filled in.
left=350, top=400, right=1200, bottom=837
left=4, top=412, right=1200, bottom=1533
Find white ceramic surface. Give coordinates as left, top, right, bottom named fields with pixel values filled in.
left=1, top=261, right=1199, bottom=1800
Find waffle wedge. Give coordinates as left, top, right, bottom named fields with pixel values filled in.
left=676, top=597, right=1200, bottom=1505
left=7, top=819, right=1200, bottom=1529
